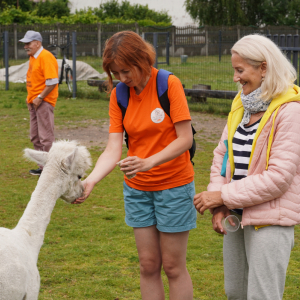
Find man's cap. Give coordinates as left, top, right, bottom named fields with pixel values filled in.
left=19, top=31, right=43, bottom=43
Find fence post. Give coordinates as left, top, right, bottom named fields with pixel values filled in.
left=4, top=31, right=9, bottom=90
left=205, top=26, right=208, bottom=56
left=72, top=32, right=77, bottom=99
left=97, top=23, right=101, bottom=57
left=171, top=26, right=175, bottom=57
left=14, top=23, right=18, bottom=60
left=153, top=33, right=158, bottom=69
left=218, top=30, right=222, bottom=62
left=273, top=34, right=278, bottom=45
left=286, top=34, right=292, bottom=61
left=279, top=34, right=285, bottom=48
left=293, top=34, right=299, bottom=85
left=66, top=32, right=70, bottom=59
left=57, top=23, right=61, bottom=57
left=237, top=25, right=240, bottom=40
left=97, top=23, right=101, bottom=58
left=135, top=22, right=139, bottom=35
left=166, top=31, right=170, bottom=65
left=2, top=32, right=4, bottom=67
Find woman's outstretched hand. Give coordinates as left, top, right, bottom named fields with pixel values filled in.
left=119, top=156, right=153, bottom=176
left=212, top=205, right=232, bottom=234
left=194, top=191, right=224, bottom=214
left=72, top=179, right=95, bottom=204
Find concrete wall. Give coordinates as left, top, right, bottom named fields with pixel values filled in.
left=69, top=0, right=197, bottom=27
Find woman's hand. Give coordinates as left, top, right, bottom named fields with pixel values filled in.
left=212, top=205, right=232, bottom=234
left=72, top=179, right=96, bottom=204
left=194, top=191, right=224, bottom=214
left=119, top=156, right=153, bottom=176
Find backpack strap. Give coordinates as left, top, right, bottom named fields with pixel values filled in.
left=116, top=82, right=130, bottom=119
left=116, top=82, right=130, bottom=148
left=157, top=69, right=196, bottom=165
left=157, top=69, right=173, bottom=117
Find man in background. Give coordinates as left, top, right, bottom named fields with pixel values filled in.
left=19, top=30, right=59, bottom=175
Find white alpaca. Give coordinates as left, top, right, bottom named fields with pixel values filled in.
left=0, top=140, right=91, bottom=300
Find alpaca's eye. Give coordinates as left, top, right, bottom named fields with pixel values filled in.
left=78, top=175, right=82, bottom=180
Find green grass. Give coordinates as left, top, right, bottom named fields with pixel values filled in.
left=0, top=89, right=299, bottom=299
left=0, top=55, right=235, bottom=114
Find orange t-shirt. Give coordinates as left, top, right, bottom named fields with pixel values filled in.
left=109, top=67, right=194, bottom=191
left=26, top=49, right=59, bottom=107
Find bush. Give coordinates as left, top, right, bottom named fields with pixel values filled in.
left=83, top=0, right=171, bottom=24
left=0, top=0, right=172, bottom=26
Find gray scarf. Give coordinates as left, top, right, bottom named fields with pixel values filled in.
left=240, top=87, right=271, bottom=126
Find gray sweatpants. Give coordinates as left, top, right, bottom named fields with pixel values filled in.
left=223, top=214, right=294, bottom=300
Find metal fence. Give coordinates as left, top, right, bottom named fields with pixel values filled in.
left=1, top=24, right=300, bottom=104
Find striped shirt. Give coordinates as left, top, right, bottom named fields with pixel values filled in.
left=231, top=118, right=261, bottom=214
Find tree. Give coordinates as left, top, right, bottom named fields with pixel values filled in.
left=184, top=0, right=300, bottom=26
left=36, top=0, right=70, bottom=18
left=0, top=0, right=32, bottom=11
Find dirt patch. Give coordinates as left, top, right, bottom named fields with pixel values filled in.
left=55, top=124, right=110, bottom=149
left=54, top=113, right=227, bottom=149
left=191, top=113, right=227, bottom=144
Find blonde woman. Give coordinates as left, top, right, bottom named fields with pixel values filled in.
left=194, top=34, right=300, bottom=300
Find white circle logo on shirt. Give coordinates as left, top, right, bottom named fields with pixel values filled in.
left=151, top=108, right=165, bottom=123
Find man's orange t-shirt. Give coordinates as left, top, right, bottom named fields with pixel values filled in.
left=26, top=49, right=59, bottom=107
left=109, top=67, right=194, bottom=191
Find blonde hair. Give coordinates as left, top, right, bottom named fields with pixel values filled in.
left=231, top=34, right=297, bottom=101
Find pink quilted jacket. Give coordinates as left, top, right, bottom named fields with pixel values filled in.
left=208, top=102, right=300, bottom=226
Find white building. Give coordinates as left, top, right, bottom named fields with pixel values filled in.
left=69, top=0, right=197, bottom=27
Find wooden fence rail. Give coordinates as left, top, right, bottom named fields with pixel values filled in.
left=87, top=79, right=237, bottom=99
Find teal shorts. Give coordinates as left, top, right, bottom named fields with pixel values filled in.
left=123, top=181, right=197, bottom=233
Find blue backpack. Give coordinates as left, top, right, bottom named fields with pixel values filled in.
left=116, top=69, right=196, bottom=165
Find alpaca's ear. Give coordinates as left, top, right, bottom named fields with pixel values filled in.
left=61, top=147, right=78, bottom=170
left=24, top=148, right=48, bottom=166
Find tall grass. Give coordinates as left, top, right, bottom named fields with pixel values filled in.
left=0, top=90, right=299, bottom=299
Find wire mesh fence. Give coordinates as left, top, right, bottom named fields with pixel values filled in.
left=1, top=24, right=299, bottom=109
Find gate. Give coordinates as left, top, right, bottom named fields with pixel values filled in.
left=142, top=32, right=170, bottom=69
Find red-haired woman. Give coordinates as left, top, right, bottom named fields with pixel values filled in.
left=74, top=31, right=196, bottom=300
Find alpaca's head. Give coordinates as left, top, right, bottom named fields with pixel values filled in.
left=24, top=140, right=92, bottom=203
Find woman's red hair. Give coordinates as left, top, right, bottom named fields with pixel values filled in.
left=102, top=31, right=156, bottom=93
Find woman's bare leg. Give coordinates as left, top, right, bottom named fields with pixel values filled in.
left=160, top=231, right=193, bottom=300
left=134, top=225, right=165, bottom=300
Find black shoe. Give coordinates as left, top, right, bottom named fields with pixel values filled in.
left=29, top=168, right=42, bottom=176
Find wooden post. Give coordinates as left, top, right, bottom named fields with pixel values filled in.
left=97, top=23, right=101, bottom=57
left=135, top=22, right=139, bottom=35
left=205, top=26, right=208, bottom=56
left=14, top=23, right=18, bottom=60
left=57, top=23, right=61, bottom=57
left=191, top=84, right=211, bottom=102
left=171, top=26, right=175, bottom=57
